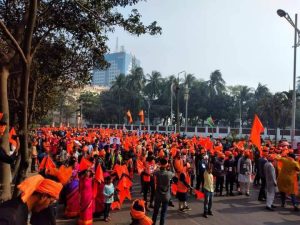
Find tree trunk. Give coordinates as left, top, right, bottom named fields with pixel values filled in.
left=13, top=61, right=31, bottom=198
left=0, top=66, right=12, bottom=201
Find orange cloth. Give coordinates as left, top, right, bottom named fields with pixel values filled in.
left=250, top=115, right=264, bottom=150
left=18, top=175, right=63, bottom=203
left=36, top=179, right=63, bottom=199
left=0, top=112, right=3, bottom=120
left=18, top=175, right=44, bottom=203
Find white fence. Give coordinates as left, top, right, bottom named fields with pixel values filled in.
left=86, top=124, right=300, bottom=142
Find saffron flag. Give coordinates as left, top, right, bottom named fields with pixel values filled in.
left=111, top=201, right=121, bottom=210
left=136, top=160, right=145, bottom=175
left=95, top=165, right=104, bottom=183
left=126, top=110, right=133, bottom=124
left=39, top=156, right=56, bottom=171
left=138, top=110, right=144, bottom=124
left=194, top=189, right=205, bottom=199
left=78, top=157, right=93, bottom=172
left=250, top=114, right=264, bottom=150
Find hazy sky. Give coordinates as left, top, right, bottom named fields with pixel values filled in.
left=107, top=0, right=300, bottom=93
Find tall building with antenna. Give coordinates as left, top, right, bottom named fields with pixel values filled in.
left=92, top=41, right=141, bottom=87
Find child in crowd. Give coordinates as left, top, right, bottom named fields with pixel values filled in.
left=103, top=176, right=115, bottom=222
left=203, top=164, right=214, bottom=218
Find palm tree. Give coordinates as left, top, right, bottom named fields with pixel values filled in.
left=208, top=70, right=225, bottom=96
left=111, top=74, right=127, bottom=123
left=144, top=71, right=163, bottom=100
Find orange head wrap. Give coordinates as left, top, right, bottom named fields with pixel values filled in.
left=130, top=199, right=153, bottom=225
left=18, top=174, right=63, bottom=203
left=35, top=179, right=63, bottom=199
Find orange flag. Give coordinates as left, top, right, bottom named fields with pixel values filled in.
left=95, top=165, right=104, bottom=183
left=117, top=176, right=133, bottom=191
left=111, top=201, right=121, bottom=210
left=138, top=110, right=144, bottom=124
left=250, top=115, right=264, bottom=150
left=113, top=164, right=123, bottom=179
left=9, top=127, right=16, bottom=138
left=39, top=156, right=56, bottom=171
left=126, top=110, right=133, bottom=124
left=79, top=158, right=93, bottom=172
left=0, top=112, right=3, bottom=120
left=194, top=189, right=205, bottom=199
left=136, top=160, right=145, bottom=175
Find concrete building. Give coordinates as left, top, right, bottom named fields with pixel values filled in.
left=92, top=47, right=141, bottom=87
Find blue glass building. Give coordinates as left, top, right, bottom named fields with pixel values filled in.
left=92, top=51, right=141, bottom=87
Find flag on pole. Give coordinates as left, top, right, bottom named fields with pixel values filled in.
left=126, top=110, right=133, bottom=124
left=206, top=116, right=215, bottom=128
left=138, top=110, right=144, bottom=124
left=250, top=114, right=264, bottom=150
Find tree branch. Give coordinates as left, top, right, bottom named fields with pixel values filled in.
left=0, top=20, right=27, bottom=64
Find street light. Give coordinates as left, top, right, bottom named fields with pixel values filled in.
left=176, top=71, right=186, bottom=133
left=169, top=75, right=175, bottom=126
left=239, top=99, right=246, bottom=136
left=277, top=9, right=300, bottom=146
left=184, top=81, right=189, bottom=134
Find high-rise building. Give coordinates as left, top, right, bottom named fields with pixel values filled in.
left=92, top=47, right=141, bottom=87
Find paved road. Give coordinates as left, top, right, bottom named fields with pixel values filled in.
left=57, top=177, right=300, bottom=225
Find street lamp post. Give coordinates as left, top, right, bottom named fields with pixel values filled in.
left=176, top=71, right=186, bottom=133
left=277, top=9, right=300, bottom=146
left=184, top=82, right=189, bottom=134
left=170, top=76, right=175, bottom=126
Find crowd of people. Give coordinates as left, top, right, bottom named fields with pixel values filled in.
left=0, top=126, right=299, bottom=225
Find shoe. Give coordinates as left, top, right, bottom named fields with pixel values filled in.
left=294, top=206, right=299, bottom=212
left=203, top=213, right=208, bottom=218
left=149, top=203, right=154, bottom=208
left=281, top=204, right=285, bottom=208
left=238, top=192, right=243, bottom=195
left=178, top=208, right=185, bottom=213
left=208, top=211, right=213, bottom=216
left=258, top=198, right=266, bottom=201
left=229, top=193, right=235, bottom=196
left=104, top=218, right=109, bottom=222
left=168, top=201, right=175, bottom=207
left=245, top=193, right=250, bottom=197
left=266, top=206, right=274, bottom=211
left=271, top=205, right=276, bottom=209
left=183, top=206, right=192, bottom=211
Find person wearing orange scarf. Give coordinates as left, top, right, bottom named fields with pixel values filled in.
left=130, top=199, right=153, bottom=225
left=0, top=175, right=63, bottom=225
